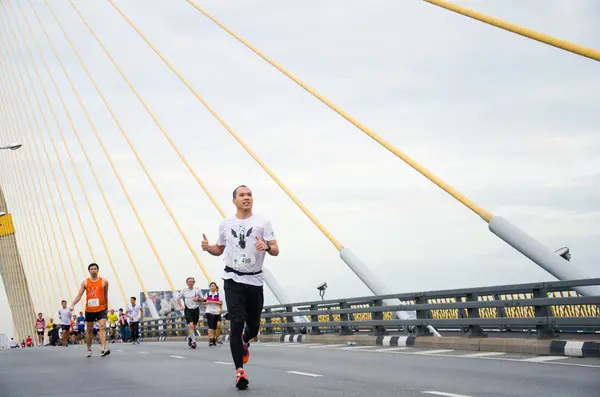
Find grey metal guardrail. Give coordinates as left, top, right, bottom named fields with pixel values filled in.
left=140, top=278, right=600, bottom=340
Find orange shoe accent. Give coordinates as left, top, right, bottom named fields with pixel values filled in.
left=242, top=343, right=250, bottom=364
left=235, top=369, right=249, bottom=389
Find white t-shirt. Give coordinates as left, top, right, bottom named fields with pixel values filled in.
left=178, top=287, right=202, bottom=310
left=58, top=308, right=72, bottom=326
left=127, top=303, right=142, bottom=322
left=218, top=214, right=275, bottom=286
left=204, top=291, right=221, bottom=315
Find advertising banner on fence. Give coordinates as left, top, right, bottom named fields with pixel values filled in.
left=140, top=289, right=209, bottom=319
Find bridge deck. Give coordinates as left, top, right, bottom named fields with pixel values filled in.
left=1, top=342, right=599, bottom=396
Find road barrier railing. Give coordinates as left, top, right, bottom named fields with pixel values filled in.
left=140, top=278, right=600, bottom=340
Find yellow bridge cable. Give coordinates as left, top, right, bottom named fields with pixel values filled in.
left=26, top=0, right=172, bottom=295
left=39, top=0, right=181, bottom=291
left=0, top=48, right=58, bottom=312
left=423, top=0, right=600, bottom=63
left=3, top=13, right=81, bottom=298
left=107, top=0, right=344, bottom=252
left=0, top=26, right=71, bottom=303
left=65, top=0, right=219, bottom=282
left=0, top=108, right=53, bottom=318
left=0, top=134, right=51, bottom=319
left=13, top=0, right=131, bottom=306
left=182, top=0, right=493, bottom=224
left=46, top=0, right=215, bottom=286
left=0, top=150, right=30, bottom=339
left=4, top=3, right=90, bottom=284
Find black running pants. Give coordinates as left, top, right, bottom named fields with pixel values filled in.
left=224, top=278, right=264, bottom=369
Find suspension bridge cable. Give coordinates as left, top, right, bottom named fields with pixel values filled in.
left=0, top=49, right=59, bottom=321
left=31, top=0, right=177, bottom=293
left=182, top=0, right=493, bottom=224
left=423, top=0, right=600, bottom=62
left=65, top=0, right=222, bottom=282
left=107, top=0, right=344, bottom=252
left=0, top=12, right=76, bottom=303
left=0, top=75, right=66, bottom=310
left=0, top=103, right=54, bottom=318
left=5, top=4, right=88, bottom=284
left=12, top=1, right=130, bottom=306
left=3, top=8, right=84, bottom=298
left=0, top=26, right=71, bottom=303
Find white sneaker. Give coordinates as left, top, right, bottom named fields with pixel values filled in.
left=86, top=350, right=92, bottom=358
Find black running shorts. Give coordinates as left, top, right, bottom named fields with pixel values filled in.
left=206, top=313, right=222, bottom=330
left=85, top=310, right=107, bottom=323
left=184, top=307, right=200, bottom=325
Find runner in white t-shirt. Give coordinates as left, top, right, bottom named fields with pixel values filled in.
left=126, top=297, right=143, bottom=345
left=58, top=300, right=72, bottom=347
left=202, top=185, right=279, bottom=390
left=203, top=281, right=222, bottom=347
left=177, top=277, right=203, bottom=349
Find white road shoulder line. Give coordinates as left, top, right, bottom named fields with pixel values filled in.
left=415, top=349, right=454, bottom=355
left=138, top=351, right=150, bottom=355
left=521, top=356, right=569, bottom=362
left=170, top=355, right=185, bottom=359
left=462, top=352, right=506, bottom=358
left=214, top=361, right=233, bottom=365
left=339, top=345, right=377, bottom=350
left=375, top=347, right=410, bottom=352
left=287, top=371, right=323, bottom=377
left=422, top=391, right=474, bottom=397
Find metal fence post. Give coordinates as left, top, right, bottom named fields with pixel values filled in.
left=465, top=293, right=487, bottom=338
left=371, top=299, right=387, bottom=335
left=533, top=286, right=556, bottom=338
left=263, top=308, right=273, bottom=334
left=339, top=302, right=353, bottom=335
left=285, top=305, right=295, bottom=335
left=310, top=304, right=321, bottom=335
left=414, top=296, right=432, bottom=336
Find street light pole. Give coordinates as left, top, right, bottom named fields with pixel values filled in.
left=0, top=142, right=22, bottom=151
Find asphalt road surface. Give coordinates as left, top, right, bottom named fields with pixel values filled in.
left=1, top=341, right=599, bottom=396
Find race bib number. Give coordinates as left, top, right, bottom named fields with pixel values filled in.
left=232, top=253, right=253, bottom=271
left=87, top=298, right=99, bottom=308
left=37, top=328, right=43, bottom=332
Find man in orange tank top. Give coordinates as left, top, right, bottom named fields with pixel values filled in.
left=70, top=263, right=111, bottom=358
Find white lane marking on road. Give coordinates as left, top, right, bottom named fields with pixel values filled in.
left=311, top=344, right=346, bottom=349
left=422, top=391, right=474, bottom=397
left=287, top=371, right=323, bottom=377
left=138, top=351, right=150, bottom=355
left=170, top=355, right=185, bottom=359
left=375, top=347, right=410, bottom=352
left=415, top=349, right=455, bottom=355
left=339, top=345, right=377, bottom=350
left=116, top=349, right=124, bottom=352
left=462, top=352, right=506, bottom=358
left=214, top=361, right=233, bottom=365
left=284, top=343, right=323, bottom=348
left=521, top=356, right=569, bottom=362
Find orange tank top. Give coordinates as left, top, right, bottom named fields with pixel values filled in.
left=85, top=277, right=106, bottom=312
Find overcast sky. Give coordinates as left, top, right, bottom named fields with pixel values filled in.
left=0, top=0, right=599, bottom=339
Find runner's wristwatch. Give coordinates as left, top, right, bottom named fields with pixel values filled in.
left=265, top=241, right=271, bottom=252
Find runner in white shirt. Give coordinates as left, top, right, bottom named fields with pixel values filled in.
left=202, top=185, right=279, bottom=390
left=203, top=282, right=222, bottom=347
left=58, top=300, right=72, bottom=347
left=177, top=277, right=203, bottom=349
left=126, top=297, right=143, bottom=345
